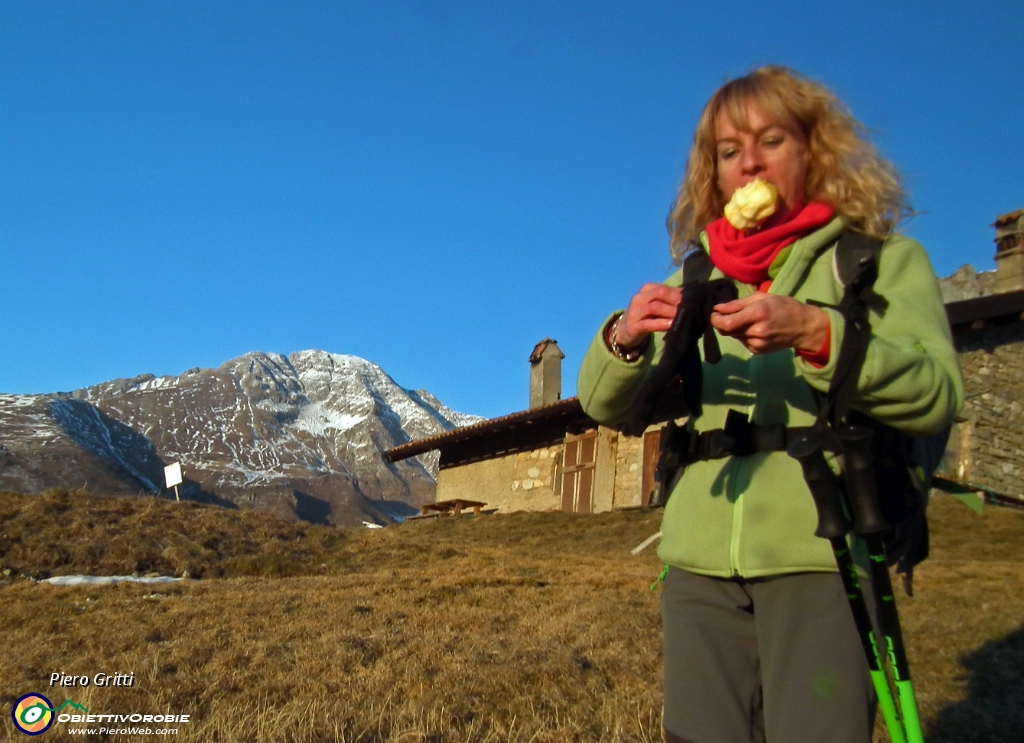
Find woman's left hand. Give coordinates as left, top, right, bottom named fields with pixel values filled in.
left=710, top=293, right=830, bottom=355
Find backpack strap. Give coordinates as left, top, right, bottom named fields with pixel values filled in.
left=815, top=230, right=887, bottom=432
left=681, top=246, right=714, bottom=286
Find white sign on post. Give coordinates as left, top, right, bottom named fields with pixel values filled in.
left=164, top=462, right=183, bottom=501
left=164, top=462, right=182, bottom=488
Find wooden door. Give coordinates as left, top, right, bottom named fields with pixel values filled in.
left=561, top=432, right=597, bottom=513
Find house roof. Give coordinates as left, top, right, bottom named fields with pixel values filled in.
left=384, top=378, right=692, bottom=466
left=946, top=289, right=1024, bottom=328
left=994, top=208, right=1024, bottom=228
left=383, top=396, right=587, bottom=464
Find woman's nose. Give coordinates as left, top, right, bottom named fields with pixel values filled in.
left=740, top=145, right=765, bottom=174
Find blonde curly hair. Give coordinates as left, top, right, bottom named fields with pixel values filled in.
left=667, top=66, right=911, bottom=263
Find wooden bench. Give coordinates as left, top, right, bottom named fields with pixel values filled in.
left=415, top=498, right=487, bottom=518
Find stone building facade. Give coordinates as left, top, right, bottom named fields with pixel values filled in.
left=951, top=321, right=1024, bottom=497
left=433, top=429, right=628, bottom=514
left=390, top=420, right=663, bottom=514
left=941, top=207, right=1024, bottom=500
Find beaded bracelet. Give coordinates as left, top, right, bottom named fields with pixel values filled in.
left=605, top=313, right=647, bottom=363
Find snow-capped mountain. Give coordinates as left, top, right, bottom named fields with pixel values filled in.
left=0, top=351, right=482, bottom=526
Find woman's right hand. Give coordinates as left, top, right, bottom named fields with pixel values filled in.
left=616, top=283, right=683, bottom=348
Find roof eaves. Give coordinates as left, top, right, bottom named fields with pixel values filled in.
left=946, top=289, right=1024, bottom=327
left=383, top=397, right=586, bottom=462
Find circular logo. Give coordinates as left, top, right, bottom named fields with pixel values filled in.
left=12, top=693, right=54, bottom=736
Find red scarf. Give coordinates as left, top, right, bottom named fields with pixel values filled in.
left=706, top=201, right=835, bottom=286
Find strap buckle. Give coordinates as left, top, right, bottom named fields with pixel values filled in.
left=661, top=420, right=700, bottom=465
left=695, top=410, right=754, bottom=459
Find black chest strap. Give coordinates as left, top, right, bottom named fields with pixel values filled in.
left=663, top=410, right=814, bottom=464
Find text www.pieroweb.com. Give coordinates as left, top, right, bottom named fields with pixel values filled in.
left=58, top=713, right=188, bottom=736
left=65, top=726, right=178, bottom=736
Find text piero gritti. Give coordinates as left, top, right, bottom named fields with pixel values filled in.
left=50, top=671, right=135, bottom=687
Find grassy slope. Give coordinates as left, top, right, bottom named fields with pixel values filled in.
left=0, top=490, right=1022, bottom=742
left=0, top=489, right=346, bottom=579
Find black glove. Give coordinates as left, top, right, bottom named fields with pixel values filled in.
left=622, top=279, right=737, bottom=436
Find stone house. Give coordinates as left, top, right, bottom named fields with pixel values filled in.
left=383, top=337, right=676, bottom=514
left=384, top=210, right=1024, bottom=511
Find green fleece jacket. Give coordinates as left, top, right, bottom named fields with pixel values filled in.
left=577, top=217, right=963, bottom=578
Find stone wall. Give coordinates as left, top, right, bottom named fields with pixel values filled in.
left=436, top=444, right=562, bottom=513
left=953, top=322, right=1024, bottom=499
left=612, top=432, right=645, bottom=509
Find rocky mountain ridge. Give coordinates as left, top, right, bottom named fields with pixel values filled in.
left=0, top=351, right=482, bottom=526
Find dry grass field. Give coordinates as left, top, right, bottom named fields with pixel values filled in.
left=1, top=489, right=1022, bottom=742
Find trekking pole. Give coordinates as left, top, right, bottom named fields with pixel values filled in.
left=788, top=432, right=906, bottom=743
left=838, top=425, right=924, bottom=743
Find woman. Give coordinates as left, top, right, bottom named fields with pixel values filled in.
left=577, top=67, right=962, bottom=743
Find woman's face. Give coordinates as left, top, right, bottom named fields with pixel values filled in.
left=714, top=100, right=810, bottom=219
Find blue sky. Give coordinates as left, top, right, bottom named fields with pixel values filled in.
left=2, top=2, right=1021, bottom=419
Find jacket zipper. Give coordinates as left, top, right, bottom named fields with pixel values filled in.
left=729, top=460, right=744, bottom=576
left=730, top=346, right=759, bottom=576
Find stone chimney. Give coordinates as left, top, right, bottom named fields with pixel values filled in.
left=994, top=208, right=1024, bottom=293
left=528, top=339, right=564, bottom=409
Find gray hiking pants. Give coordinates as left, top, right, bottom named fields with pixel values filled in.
left=661, top=568, right=877, bottom=743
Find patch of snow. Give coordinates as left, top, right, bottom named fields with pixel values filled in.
left=0, top=394, right=46, bottom=408
left=135, top=376, right=177, bottom=391
left=293, top=403, right=365, bottom=436
left=43, top=575, right=185, bottom=586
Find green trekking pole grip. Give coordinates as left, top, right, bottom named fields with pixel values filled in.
left=838, top=427, right=924, bottom=743
left=826, top=538, right=906, bottom=743
left=789, top=432, right=906, bottom=743
left=862, top=532, right=923, bottom=743
left=835, top=543, right=907, bottom=743
left=873, top=664, right=908, bottom=743
left=895, top=678, right=923, bottom=743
